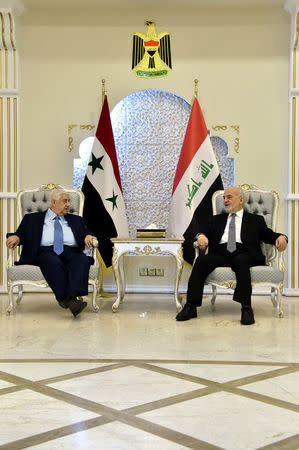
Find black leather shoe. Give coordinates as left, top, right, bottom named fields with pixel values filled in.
left=60, top=294, right=77, bottom=310
left=176, top=303, right=197, bottom=321
left=58, top=301, right=68, bottom=309
left=241, top=306, right=255, bottom=325
left=68, top=299, right=87, bottom=317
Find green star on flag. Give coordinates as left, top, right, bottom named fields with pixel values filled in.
left=82, top=95, right=129, bottom=270
left=106, top=190, right=118, bottom=210
left=88, top=153, right=104, bottom=174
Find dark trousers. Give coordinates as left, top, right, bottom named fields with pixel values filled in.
left=187, top=243, right=259, bottom=307
left=34, top=246, right=90, bottom=302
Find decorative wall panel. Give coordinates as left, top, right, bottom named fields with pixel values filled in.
left=285, top=4, right=299, bottom=294
left=111, top=90, right=191, bottom=236
left=0, top=10, right=19, bottom=293
left=73, top=89, right=234, bottom=238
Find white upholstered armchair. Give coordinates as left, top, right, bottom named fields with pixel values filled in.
left=6, top=184, right=100, bottom=314
left=195, top=184, right=285, bottom=317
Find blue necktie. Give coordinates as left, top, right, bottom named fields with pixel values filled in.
left=54, top=216, right=64, bottom=255
left=227, top=213, right=237, bottom=253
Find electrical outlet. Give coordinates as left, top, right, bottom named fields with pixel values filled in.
left=148, top=268, right=156, bottom=276
left=139, top=267, right=148, bottom=276
left=156, top=268, right=164, bottom=276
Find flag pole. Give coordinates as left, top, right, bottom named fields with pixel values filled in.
left=98, top=78, right=107, bottom=297
left=194, top=78, right=198, bottom=99
left=98, top=78, right=117, bottom=298
left=99, top=77, right=110, bottom=297
left=99, top=81, right=107, bottom=296
left=102, top=79, right=106, bottom=106
left=194, top=79, right=207, bottom=262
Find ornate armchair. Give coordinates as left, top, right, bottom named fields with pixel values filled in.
left=6, top=184, right=100, bottom=314
left=195, top=184, right=285, bottom=317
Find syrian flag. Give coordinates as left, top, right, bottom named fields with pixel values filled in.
left=167, top=97, right=223, bottom=264
left=82, top=95, right=129, bottom=269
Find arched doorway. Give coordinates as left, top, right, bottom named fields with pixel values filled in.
left=73, top=89, right=234, bottom=237
left=111, top=89, right=191, bottom=236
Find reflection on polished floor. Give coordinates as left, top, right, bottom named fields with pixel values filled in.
left=0, top=292, right=299, bottom=449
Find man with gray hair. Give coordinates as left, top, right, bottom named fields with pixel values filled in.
left=176, top=186, right=288, bottom=325
left=6, top=189, right=95, bottom=317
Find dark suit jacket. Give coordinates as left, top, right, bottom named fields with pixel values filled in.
left=199, top=211, right=283, bottom=265
left=10, top=211, right=90, bottom=265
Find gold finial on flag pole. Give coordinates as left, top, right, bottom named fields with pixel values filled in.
left=102, top=79, right=106, bottom=105
left=194, top=78, right=198, bottom=99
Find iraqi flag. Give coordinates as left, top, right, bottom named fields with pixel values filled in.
left=82, top=95, right=129, bottom=270
left=167, top=97, right=223, bottom=264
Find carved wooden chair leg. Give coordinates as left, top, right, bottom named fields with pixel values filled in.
left=277, top=284, right=283, bottom=318
left=270, top=287, right=277, bottom=307
left=6, top=285, right=14, bottom=314
left=211, top=286, right=217, bottom=305
left=16, top=285, right=23, bottom=305
left=91, top=281, right=99, bottom=312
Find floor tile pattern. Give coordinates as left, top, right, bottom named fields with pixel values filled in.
left=1, top=293, right=299, bottom=449
left=0, top=359, right=299, bottom=449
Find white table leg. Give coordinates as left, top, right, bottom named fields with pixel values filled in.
left=110, top=239, right=184, bottom=313
left=119, top=254, right=125, bottom=302
left=111, top=247, right=122, bottom=312
left=174, top=247, right=184, bottom=311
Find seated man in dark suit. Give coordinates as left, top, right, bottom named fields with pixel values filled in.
left=176, top=186, right=288, bottom=325
left=6, top=189, right=95, bottom=317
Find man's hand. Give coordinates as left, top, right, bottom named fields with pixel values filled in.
left=275, top=235, right=288, bottom=252
left=6, top=235, right=20, bottom=249
left=84, top=235, right=96, bottom=248
left=197, top=234, right=209, bottom=250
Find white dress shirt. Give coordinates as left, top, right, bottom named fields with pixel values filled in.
left=40, top=208, right=78, bottom=247
left=219, top=209, right=244, bottom=244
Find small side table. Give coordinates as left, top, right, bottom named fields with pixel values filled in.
left=110, top=237, right=184, bottom=312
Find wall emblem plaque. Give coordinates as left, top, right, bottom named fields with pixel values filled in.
left=132, top=20, right=172, bottom=78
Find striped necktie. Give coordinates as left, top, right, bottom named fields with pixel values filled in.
left=227, top=213, right=236, bottom=253
left=53, top=216, right=64, bottom=255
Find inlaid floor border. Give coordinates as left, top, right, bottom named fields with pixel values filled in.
left=0, top=359, right=299, bottom=450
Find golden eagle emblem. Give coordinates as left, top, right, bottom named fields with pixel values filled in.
left=132, top=20, right=172, bottom=78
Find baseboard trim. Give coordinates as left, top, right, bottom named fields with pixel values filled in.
left=0, top=285, right=297, bottom=297
left=283, top=288, right=299, bottom=297
left=100, top=284, right=284, bottom=296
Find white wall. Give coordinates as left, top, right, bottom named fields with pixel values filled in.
left=18, top=5, right=291, bottom=291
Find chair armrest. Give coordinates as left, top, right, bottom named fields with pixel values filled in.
left=277, top=251, right=285, bottom=273
left=92, top=238, right=98, bottom=248
left=193, top=241, right=208, bottom=262
left=7, top=248, right=14, bottom=268
left=88, top=238, right=99, bottom=266
left=266, top=248, right=285, bottom=274
left=6, top=244, right=22, bottom=269
left=193, top=241, right=199, bottom=259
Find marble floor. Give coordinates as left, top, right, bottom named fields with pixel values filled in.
left=0, top=291, right=299, bottom=449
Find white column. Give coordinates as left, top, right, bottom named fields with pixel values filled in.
left=0, top=2, right=21, bottom=292
left=285, top=0, right=299, bottom=295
